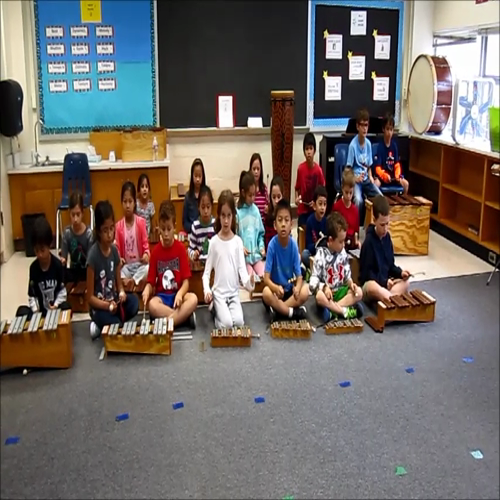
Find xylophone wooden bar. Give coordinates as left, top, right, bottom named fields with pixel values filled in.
left=324, top=318, right=364, bottom=335
left=0, top=308, right=73, bottom=369
left=365, top=289, right=436, bottom=333
left=101, top=317, right=174, bottom=355
left=210, top=326, right=253, bottom=348
left=270, top=320, right=312, bottom=339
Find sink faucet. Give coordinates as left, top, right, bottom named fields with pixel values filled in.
left=33, top=119, right=43, bottom=166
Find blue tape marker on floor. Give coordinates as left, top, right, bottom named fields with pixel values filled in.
left=339, top=381, right=351, bottom=388
left=254, top=396, right=265, bottom=403
left=172, top=402, right=184, bottom=410
left=405, top=367, right=415, bottom=373
left=462, top=357, right=474, bottom=363
left=115, top=413, right=129, bottom=422
left=5, top=436, right=20, bottom=445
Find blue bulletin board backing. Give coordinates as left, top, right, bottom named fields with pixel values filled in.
left=34, top=0, right=156, bottom=135
left=307, top=0, right=404, bottom=130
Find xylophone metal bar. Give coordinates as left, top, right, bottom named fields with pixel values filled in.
left=0, top=319, right=7, bottom=334
left=27, top=312, right=43, bottom=333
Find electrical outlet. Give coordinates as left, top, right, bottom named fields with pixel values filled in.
left=488, top=251, right=497, bottom=265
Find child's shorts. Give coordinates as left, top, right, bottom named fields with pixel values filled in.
left=157, top=293, right=175, bottom=309
left=332, top=285, right=349, bottom=302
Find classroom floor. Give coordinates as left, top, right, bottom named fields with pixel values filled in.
left=1, top=273, right=499, bottom=499
left=0, top=229, right=494, bottom=321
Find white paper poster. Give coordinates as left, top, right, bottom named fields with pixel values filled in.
left=373, top=76, right=390, bottom=101
left=374, top=35, right=391, bottom=60
left=326, top=34, right=342, bottom=60
left=349, top=55, right=366, bottom=81
left=325, top=76, right=342, bottom=101
left=217, top=95, right=234, bottom=128
left=350, top=11, right=367, bottom=36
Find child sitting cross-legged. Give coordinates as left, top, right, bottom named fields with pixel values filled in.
left=333, top=168, right=360, bottom=251
left=142, top=201, right=198, bottom=328
left=360, top=195, right=411, bottom=302
left=188, top=185, right=215, bottom=262
left=262, top=199, right=309, bottom=322
left=310, top=212, right=363, bottom=323
left=302, top=184, right=328, bottom=269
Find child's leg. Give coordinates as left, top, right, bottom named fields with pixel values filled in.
left=121, top=263, right=134, bottom=287
left=362, top=179, right=382, bottom=199
left=353, top=182, right=364, bottom=212
left=374, top=178, right=382, bottom=188
left=315, top=289, right=344, bottom=315
left=287, top=282, right=310, bottom=307
left=362, top=280, right=392, bottom=302
left=227, top=295, right=244, bottom=326
left=389, top=279, right=409, bottom=296
left=262, top=286, right=290, bottom=316
left=148, top=293, right=197, bottom=327
left=246, top=263, right=254, bottom=277
left=91, top=309, right=121, bottom=330
left=301, top=249, right=311, bottom=268
left=213, top=294, right=233, bottom=328
left=175, top=292, right=198, bottom=325
left=132, top=263, right=149, bottom=286
left=401, top=178, right=409, bottom=194
left=253, top=260, right=265, bottom=278
left=121, top=293, right=139, bottom=321
left=337, top=288, right=362, bottom=307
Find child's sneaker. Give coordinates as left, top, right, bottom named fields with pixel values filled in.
left=300, top=262, right=307, bottom=278
left=293, top=306, right=307, bottom=320
left=189, top=312, right=197, bottom=330
left=269, top=306, right=278, bottom=323
left=90, top=321, right=100, bottom=340
left=344, top=306, right=358, bottom=319
left=353, top=302, right=364, bottom=318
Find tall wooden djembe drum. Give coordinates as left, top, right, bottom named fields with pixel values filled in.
left=271, top=90, right=295, bottom=200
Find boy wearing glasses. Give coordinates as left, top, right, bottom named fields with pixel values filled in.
left=346, top=108, right=382, bottom=221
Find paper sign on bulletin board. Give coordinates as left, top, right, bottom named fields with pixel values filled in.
left=80, top=0, right=101, bottom=23
left=34, top=0, right=157, bottom=134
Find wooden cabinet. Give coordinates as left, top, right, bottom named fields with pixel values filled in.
left=409, top=136, right=499, bottom=255
left=8, top=166, right=169, bottom=244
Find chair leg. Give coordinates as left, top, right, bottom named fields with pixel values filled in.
left=56, top=209, right=61, bottom=251
left=89, top=205, right=94, bottom=230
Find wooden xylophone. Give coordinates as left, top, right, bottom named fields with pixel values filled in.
left=270, top=320, right=312, bottom=339
left=101, top=317, right=174, bottom=355
left=365, top=289, right=436, bottom=333
left=0, top=308, right=73, bottom=369
left=324, top=318, right=364, bottom=335
left=210, top=326, right=258, bottom=348
left=66, top=281, right=88, bottom=313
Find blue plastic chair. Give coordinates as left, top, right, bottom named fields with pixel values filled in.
left=56, top=153, right=94, bottom=251
left=334, top=143, right=349, bottom=194
left=372, top=142, right=404, bottom=196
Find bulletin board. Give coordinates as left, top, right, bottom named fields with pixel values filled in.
left=307, top=0, right=404, bottom=129
left=34, top=0, right=157, bottom=135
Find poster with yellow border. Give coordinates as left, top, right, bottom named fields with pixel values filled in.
left=81, top=0, right=101, bottom=23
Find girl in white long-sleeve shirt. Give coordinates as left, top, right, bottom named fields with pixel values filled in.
left=203, top=190, right=254, bottom=328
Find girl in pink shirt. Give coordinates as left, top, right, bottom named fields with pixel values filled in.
left=249, top=153, right=268, bottom=225
left=115, top=181, right=150, bottom=288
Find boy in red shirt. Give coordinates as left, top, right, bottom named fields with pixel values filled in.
left=142, top=200, right=198, bottom=327
left=333, top=168, right=360, bottom=250
left=295, top=132, right=326, bottom=229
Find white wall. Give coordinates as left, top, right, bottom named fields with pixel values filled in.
left=1, top=0, right=434, bottom=261
left=434, top=0, right=500, bottom=33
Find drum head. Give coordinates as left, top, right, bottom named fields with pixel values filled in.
left=408, top=56, right=436, bottom=134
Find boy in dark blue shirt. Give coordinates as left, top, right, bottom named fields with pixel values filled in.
left=302, top=185, right=327, bottom=269
left=263, top=199, right=310, bottom=322
left=360, top=195, right=411, bottom=302
left=374, top=113, right=409, bottom=194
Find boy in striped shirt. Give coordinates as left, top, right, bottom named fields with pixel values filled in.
left=188, top=186, right=216, bottom=261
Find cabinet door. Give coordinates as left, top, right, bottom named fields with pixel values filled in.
left=24, top=190, right=56, bottom=234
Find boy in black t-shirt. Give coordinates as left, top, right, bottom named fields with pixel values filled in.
left=16, top=216, right=70, bottom=319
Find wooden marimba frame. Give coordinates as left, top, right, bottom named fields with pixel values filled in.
left=0, top=308, right=73, bottom=369
left=66, top=281, right=88, bottom=313
left=101, top=317, right=174, bottom=355
left=324, top=318, right=364, bottom=335
left=210, top=326, right=255, bottom=348
left=365, top=289, right=436, bottom=333
left=270, top=319, right=312, bottom=339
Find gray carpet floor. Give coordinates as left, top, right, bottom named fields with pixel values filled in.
left=1, top=272, right=499, bottom=500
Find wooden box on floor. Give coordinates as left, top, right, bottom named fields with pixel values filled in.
left=364, top=195, right=432, bottom=255
left=66, top=282, right=88, bottom=313
left=0, top=309, right=73, bottom=369
left=189, top=260, right=213, bottom=305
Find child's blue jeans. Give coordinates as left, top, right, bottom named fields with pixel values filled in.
left=354, top=178, right=382, bottom=225
left=90, top=293, right=139, bottom=330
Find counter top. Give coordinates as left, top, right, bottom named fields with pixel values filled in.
left=8, top=158, right=170, bottom=175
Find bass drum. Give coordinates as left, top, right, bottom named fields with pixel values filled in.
left=408, top=54, right=453, bottom=134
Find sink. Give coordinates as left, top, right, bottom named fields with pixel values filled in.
left=40, top=160, right=64, bottom=167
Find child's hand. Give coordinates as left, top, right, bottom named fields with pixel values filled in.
left=324, top=286, right=333, bottom=301
left=354, top=175, right=363, bottom=184
left=192, top=250, right=199, bottom=260
left=141, top=253, right=149, bottom=264
left=120, top=257, right=126, bottom=266
left=387, top=279, right=394, bottom=290
left=142, top=286, right=150, bottom=306
left=119, top=290, right=127, bottom=303
left=401, top=270, right=411, bottom=280
left=243, top=247, right=249, bottom=256
left=204, top=291, right=213, bottom=304
left=173, top=293, right=183, bottom=309
left=60, top=257, right=66, bottom=267
left=351, top=283, right=361, bottom=297
left=296, top=194, right=302, bottom=206
left=274, top=285, right=284, bottom=299
left=260, top=248, right=266, bottom=258
left=108, top=301, right=118, bottom=313
left=357, top=240, right=362, bottom=249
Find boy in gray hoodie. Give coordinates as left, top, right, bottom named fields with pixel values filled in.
left=310, top=212, right=363, bottom=323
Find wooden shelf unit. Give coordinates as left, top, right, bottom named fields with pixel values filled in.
left=409, top=136, right=499, bottom=256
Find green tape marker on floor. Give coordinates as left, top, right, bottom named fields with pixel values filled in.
left=283, top=496, right=294, bottom=500
left=395, top=466, right=407, bottom=476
